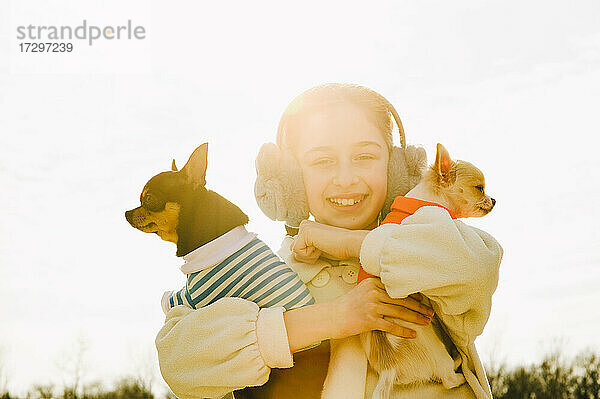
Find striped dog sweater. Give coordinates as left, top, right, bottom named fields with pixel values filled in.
left=163, top=228, right=314, bottom=312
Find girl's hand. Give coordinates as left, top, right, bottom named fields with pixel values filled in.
left=329, top=278, right=434, bottom=339
left=291, top=220, right=369, bottom=263
left=283, top=279, right=434, bottom=352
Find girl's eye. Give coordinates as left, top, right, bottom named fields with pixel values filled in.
left=355, top=154, right=376, bottom=161
left=312, top=158, right=334, bottom=167
left=475, top=185, right=484, bottom=193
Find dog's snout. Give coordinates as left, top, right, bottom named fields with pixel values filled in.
left=491, top=198, right=496, bottom=206
left=125, top=209, right=134, bottom=224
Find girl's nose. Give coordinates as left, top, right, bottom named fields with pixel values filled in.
left=332, top=164, right=359, bottom=187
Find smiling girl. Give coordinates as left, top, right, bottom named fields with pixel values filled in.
left=155, top=83, right=502, bottom=399
left=287, top=100, right=389, bottom=230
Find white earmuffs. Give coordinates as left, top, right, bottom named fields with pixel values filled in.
left=254, top=86, right=427, bottom=228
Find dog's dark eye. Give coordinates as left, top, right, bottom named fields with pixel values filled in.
left=143, top=193, right=165, bottom=212
left=475, top=185, right=484, bottom=193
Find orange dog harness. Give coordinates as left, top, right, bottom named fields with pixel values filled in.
left=357, top=196, right=457, bottom=283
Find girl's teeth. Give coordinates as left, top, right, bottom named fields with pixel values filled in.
left=329, top=198, right=362, bottom=206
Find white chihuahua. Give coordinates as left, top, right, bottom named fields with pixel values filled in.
left=361, top=143, right=495, bottom=399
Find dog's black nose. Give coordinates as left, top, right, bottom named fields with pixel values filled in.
left=491, top=198, right=496, bottom=206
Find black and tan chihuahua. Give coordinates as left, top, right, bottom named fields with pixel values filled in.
left=124, top=143, right=338, bottom=399
left=125, top=143, right=249, bottom=256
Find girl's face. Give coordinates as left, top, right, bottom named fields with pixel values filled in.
left=293, top=102, right=389, bottom=230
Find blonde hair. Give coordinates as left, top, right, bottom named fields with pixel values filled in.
left=276, top=83, right=405, bottom=153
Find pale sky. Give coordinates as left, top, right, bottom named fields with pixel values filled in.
left=1, top=0, right=599, bottom=396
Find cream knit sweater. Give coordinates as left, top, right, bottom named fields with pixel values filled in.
left=155, top=206, right=503, bottom=399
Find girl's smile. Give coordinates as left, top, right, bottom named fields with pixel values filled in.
left=326, top=194, right=367, bottom=208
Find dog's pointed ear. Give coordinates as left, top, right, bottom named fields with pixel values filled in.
left=180, top=143, right=208, bottom=187
left=171, top=159, right=178, bottom=172
left=434, top=143, right=454, bottom=178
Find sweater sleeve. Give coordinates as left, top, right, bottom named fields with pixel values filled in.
left=360, top=206, right=503, bottom=349
left=155, top=297, right=293, bottom=399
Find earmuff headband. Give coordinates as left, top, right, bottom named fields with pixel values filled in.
left=276, top=85, right=406, bottom=150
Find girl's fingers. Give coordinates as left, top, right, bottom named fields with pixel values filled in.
left=290, top=237, right=305, bottom=252
left=291, top=236, right=321, bottom=264
left=293, top=253, right=318, bottom=264
left=376, top=303, right=431, bottom=326
left=371, top=279, right=434, bottom=317
left=380, top=294, right=434, bottom=318
left=375, top=318, right=417, bottom=338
